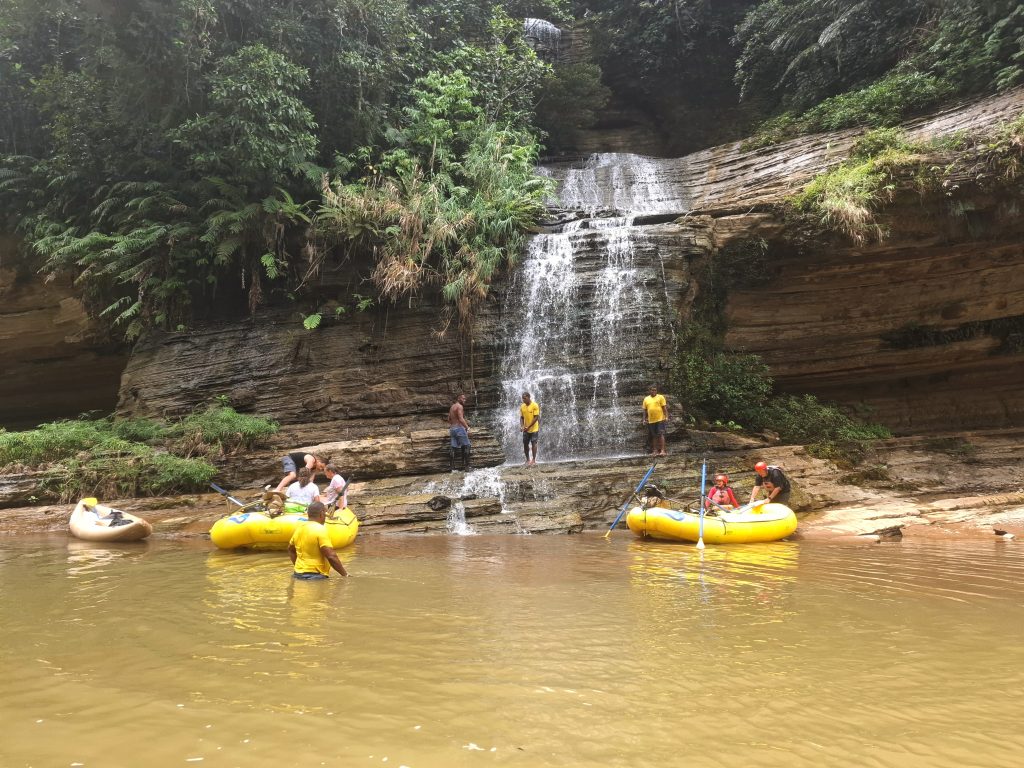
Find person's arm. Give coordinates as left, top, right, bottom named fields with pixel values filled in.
left=661, top=396, right=669, bottom=420
left=526, top=407, right=539, bottom=431
left=642, top=401, right=649, bottom=424
left=320, top=545, right=348, bottom=576
left=458, top=405, right=470, bottom=431
left=727, top=488, right=740, bottom=507
left=288, top=543, right=298, bottom=565
left=520, top=408, right=527, bottom=431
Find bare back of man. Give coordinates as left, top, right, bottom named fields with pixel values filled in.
left=447, top=393, right=471, bottom=471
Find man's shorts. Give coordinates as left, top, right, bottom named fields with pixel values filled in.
left=293, top=572, right=328, bottom=580
left=282, top=455, right=298, bottom=473
left=522, top=430, right=539, bottom=446
left=647, top=421, right=667, bottom=437
left=450, top=426, right=471, bottom=448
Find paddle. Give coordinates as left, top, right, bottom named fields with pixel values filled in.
left=604, top=461, right=658, bottom=539
left=696, top=458, right=708, bottom=550
left=210, top=482, right=247, bottom=507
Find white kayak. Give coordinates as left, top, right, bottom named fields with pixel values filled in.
left=69, top=497, right=153, bottom=542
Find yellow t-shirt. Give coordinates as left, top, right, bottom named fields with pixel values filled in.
left=520, top=401, right=540, bottom=433
left=290, top=520, right=332, bottom=576
left=643, top=394, right=667, bottom=424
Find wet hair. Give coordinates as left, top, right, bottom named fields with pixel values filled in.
left=522, top=391, right=531, bottom=398
left=297, top=467, right=311, bottom=483
left=307, top=501, right=326, bottom=519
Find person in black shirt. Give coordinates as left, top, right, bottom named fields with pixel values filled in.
left=750, top=461, right=792, bottom=506
left=274, top=450, right=326, bottom=493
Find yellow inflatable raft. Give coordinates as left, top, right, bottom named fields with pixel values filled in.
left=209, top=507, right=359, bottom=550
left=626, top=502, right=797, bottom=544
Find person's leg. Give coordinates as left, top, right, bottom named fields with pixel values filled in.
left=461, top=446, right=471, bottom=471
left=449, top=447, right=456, bottom=472
left=656, top=423, right=667, bottom=455
left=275, top=456, right=298, bottom=493
left=523, top=432, right=531, bottom=463
left=530, top=435, right=538, bottom=465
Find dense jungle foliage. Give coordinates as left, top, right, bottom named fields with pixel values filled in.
left=1, top=0, right=1021, bottom=341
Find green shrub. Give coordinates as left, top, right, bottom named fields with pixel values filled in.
left=760, top=394, right=891, bottom=444
left=0, top=419, right=107, bottom=466
left=177, top=406, right=279, bottom=452
left=790, top=130, right=924, bottom=243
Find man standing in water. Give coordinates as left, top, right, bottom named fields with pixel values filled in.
left=288, top=502, right=348, bottom=579
left=448, top=393, right=471, bottom=472
left=642, top=385, right=670, bottom=456
left=519, top=391, right=540, bottom=465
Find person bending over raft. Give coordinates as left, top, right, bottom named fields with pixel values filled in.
left=288, top=502, right=348, bottom=579
left=750, top=461, right=792, bottom=506
left=705, top=474, right=740, bottom=511
left=320, top=464, right=348, bottom=510
left=285, top=467, right=320, bottom=507
left=275, top=450, right=326, bottom=493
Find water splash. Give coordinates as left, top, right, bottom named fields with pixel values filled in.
left=422, top=469, right=509, bottom=535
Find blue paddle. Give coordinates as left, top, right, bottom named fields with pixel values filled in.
left=696, top=458, right=708, bottom=550
left=604, top=461, right=658, bottom=538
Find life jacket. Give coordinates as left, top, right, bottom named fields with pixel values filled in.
left=708, top=486, right=738, bottom=506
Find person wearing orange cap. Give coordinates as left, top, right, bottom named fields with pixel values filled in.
left=750, top=461, right=791, bottom=506
left=705, top=474, right=740, bottom=510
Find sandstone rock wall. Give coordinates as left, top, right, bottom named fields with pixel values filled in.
left=0, top=239, right=127, bottom=429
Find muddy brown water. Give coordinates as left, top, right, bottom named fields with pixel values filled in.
left=2, top=534, right=1022, bottom=767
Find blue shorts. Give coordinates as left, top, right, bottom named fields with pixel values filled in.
left=282, top=456, right=298, bottom=473
left=450, top=426, right=471, bottom=448
left=293, top=571, right=328, bottom=580
left=647, top=421, right=666, bottom=437
left=522, top=430, right=538, bottom=446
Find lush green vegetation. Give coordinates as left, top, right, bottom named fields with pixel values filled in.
left=735, top=1, right=1024, bottom=147
left=0, top=407, right=278, bottom=501
left=0, top=0, right=573, bottom=339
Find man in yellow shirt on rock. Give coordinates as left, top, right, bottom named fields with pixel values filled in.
left=642, top=384, right=670, bottom=457
left=288, top=502, right=349, bottom=579
left=519, top=391, right=541, bottom=465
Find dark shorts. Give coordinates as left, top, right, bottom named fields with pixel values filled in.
left=293, top=571, right=328, bottom=580
left=450, top=426, right=471, bottom=448
left=282, top=456, right=298, bottom=473
left=647, top=421, right=666, bottom=437
left=770, top=490, right=792, bottom=507
left=522, top=430, right=538, bottom=446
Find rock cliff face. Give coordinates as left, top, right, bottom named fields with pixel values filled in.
left=0, top=239, right=127, bottom=429
left=111, top=88, right=1024, bottom=489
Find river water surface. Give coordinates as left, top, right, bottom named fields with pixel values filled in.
left=2, top=535, right=1022, bottom=768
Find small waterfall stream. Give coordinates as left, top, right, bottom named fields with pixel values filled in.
left=496, top=154, right=685, bottom=462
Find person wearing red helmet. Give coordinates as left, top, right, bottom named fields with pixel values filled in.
left=750, top=461, right=791, bottom=506
left=705, top=473, right=739, bottom=510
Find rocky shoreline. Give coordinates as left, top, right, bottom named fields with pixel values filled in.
left=4, top=428, right=1022, bottom=543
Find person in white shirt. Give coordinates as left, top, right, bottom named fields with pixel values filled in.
left=285, top=467, right=320, bottom=507
left=319, top=464, right=348, bottom=510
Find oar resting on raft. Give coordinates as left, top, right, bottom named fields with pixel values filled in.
left=604, top=461, right=658, bottom=539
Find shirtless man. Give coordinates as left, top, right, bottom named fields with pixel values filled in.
left=448, top=393, right=471, bottom=472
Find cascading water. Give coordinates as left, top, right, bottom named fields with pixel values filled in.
left=496, top=152, right=686, bottom=463
left=523, top=18, right=562, bottom=62
left=498, top=219, right=670, bottom=461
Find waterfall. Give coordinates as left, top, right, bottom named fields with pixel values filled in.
left=498, top=220, right=670, bottom=462
left=495, top=152, right=685, bottom=463
left=523, top=18, right=561, bottom=62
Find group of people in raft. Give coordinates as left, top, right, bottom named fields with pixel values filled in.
left=275, top=387, right=793, bottom=580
